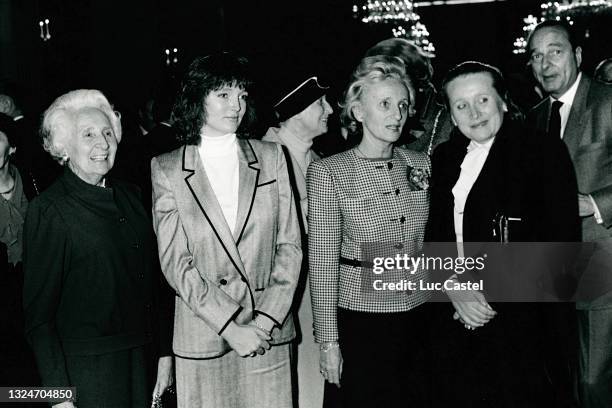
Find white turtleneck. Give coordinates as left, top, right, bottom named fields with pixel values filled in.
left=198, top=133, right=240, bottom=232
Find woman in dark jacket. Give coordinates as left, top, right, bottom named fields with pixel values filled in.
left=23, top=89, right=173, bottom=408
left=426, top=62, right=580, bottom=407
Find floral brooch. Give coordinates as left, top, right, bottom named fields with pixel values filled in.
left=406, top=166, right=430, bottom=191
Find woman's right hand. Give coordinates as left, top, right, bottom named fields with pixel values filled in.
left=447, top=289, right=496, bottom=328
left=221, top=321, right=271, bottom=357
left=319, top=344, right=343, bottom=387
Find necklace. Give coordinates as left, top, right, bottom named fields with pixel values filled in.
left=427, top=108, right=443, bottom=157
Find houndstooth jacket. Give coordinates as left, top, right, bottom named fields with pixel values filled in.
left=307, top=147, right=431, bottom=343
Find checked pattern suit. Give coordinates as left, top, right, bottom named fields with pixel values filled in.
left=306, top=148, right=431, bottom=344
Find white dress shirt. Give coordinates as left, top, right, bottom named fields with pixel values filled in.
left=554, top=72, right=582, bottom=139
left=452, top=138, right=495, bottom=256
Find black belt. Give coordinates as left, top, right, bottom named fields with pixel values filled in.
left=340, top=257, right=374, bottom=268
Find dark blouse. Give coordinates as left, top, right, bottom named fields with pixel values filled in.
left=23, top=167, right=171, bottom=387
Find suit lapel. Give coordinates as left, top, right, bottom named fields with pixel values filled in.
left=563, top=76, right=589, bottom=159
left=234, top=139, right=260, bottom=243
left=182, top=145, right=246, bottom=274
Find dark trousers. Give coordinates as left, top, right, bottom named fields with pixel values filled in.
left=430, top=302, right=573, bottom=408
left=332, top=305, right=431, bottom=408
left=578, top=302, right=612, bottom=408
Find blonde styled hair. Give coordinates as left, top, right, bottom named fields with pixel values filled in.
left=339, top=55, right=414, bottom=129
left=41, top=89, right=122, bottom=164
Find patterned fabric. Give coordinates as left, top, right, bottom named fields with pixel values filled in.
left=307, top=148, right=431, bottom=343
left=176, top=345, right=292, bottom=408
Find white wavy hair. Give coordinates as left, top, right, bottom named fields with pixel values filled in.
left=41, top=89, right=122, bottom=164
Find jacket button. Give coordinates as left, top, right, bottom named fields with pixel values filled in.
left=132, top=243, right=140, bottom=249
left=400, top=216, right=406, bottom=224
left=387, top=162, right=393, bottom=170
left=395, top=243, right=404, bottom=249
left=119, top=216, right=127, bottom=223
left=220, top=279, right=228, bottom=285
left=395, top=188, right=400, bottom=195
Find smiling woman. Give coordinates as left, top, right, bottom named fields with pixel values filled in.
left=426, top=61, right=580, bottom=406
left=23, top=89, right=175, bottom=408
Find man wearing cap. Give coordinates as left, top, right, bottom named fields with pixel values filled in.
left=263, top=76, right=333, bottom=408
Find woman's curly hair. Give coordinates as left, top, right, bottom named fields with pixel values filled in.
left=171, top=52, right=256, bottom=145
left=40, top=89, right=121, bottom=165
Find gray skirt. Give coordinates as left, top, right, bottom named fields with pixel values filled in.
left=176, top=344, right=292, bottom=408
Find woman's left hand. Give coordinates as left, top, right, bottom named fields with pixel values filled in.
left=152, top=356, right=174, bottom=401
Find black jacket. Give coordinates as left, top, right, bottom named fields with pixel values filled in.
left=426, top=120, right=579, bottom=243
left=23, top=168, right=172, bottom=387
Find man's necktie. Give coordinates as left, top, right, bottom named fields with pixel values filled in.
left=548, top=100, right=563, bottom=139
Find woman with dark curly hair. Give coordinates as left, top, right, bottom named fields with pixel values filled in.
left=151, top=52, right=302, bottom=407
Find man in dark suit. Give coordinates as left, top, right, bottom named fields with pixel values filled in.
left=527, top=20, right=612, bottom=407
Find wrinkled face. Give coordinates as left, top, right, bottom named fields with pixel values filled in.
left=200, top=84, right=248, bottom=137
left=0, top=131, right=16, bottom=170
left=353, top=77, right=412, bottom=145
left=528, top=26, right=582, bottom=99
left=296, top=96, right=334, bottom=137
left=66, top=107, right=118, bottom=185
left=446, top=72, right=507, bottom=144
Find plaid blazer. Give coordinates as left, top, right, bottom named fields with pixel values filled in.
left=307, top=148, right=431, bottom=343
left=152, top=140, right=302, bottom=358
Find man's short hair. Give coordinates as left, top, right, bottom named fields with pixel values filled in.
left=527, top=20, right=580, bottom=52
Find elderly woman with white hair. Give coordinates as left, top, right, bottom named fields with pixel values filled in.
left=23, top=89, right=173, bottom=408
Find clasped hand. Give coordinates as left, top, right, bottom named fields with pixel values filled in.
left=222, top=321, right=271, bottom=357
left=447, top=288, right=496, bottom=329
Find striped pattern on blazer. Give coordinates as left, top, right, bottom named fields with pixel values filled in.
left=307, top=148, right=431, bottom=343
left=152, top=140, right=302, bottom=358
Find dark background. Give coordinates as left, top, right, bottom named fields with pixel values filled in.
left=1, top=0, right=610, bottom=114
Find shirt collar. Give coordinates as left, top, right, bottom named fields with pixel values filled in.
left=553, top=72, right=582, bottom=106
left=466, top=137, right=495, bottom=153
